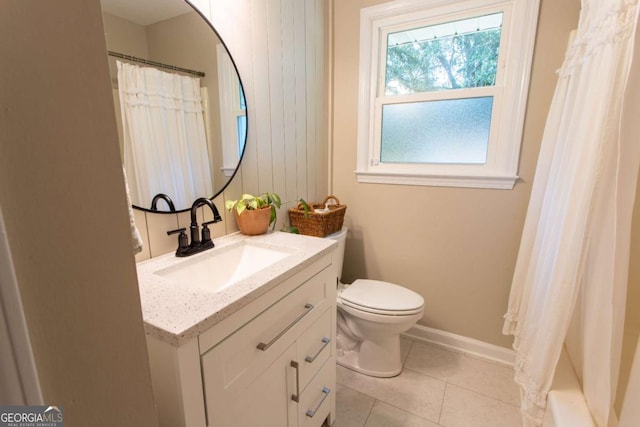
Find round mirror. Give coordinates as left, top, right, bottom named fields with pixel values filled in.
left=101, top=0, right=246, bottom=212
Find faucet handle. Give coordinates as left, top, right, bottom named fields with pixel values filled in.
left=167, top=227, right=186, bottom=236
left=167, top=227, right=189, bottom=252
left=201, top=220, right=219, bottom=244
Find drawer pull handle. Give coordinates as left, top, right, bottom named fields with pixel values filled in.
left=306, top=387, right=331, bottom=418
left=291, top=361, right=301, bottom=402
left=305, top=337, right=331, bottom=363
left=257, top=303, right=314, bottom=351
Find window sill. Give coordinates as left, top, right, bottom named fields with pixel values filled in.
left=355, top=170, right=518, bottom=189
left=221, top=166, right=235, bottom=177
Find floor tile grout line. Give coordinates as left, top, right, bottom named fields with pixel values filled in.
left=401, top=339, right=415, bottom=365
left=339, top=341, right=523, bottom=426
left=361, top=398, right=376, bottom=427
left=337, top=374, right=444, bottom=426
left=339, top=366, right=520, bottom=409
left=371, top=398, right=441, bottom=426
left=403, top=342, right=522, bottom=408
left=442, top=378, right=522, bottom=409
left=437, top=381, right=448, bottom=425
left=401, top=366, right=450, bottom=386
left=338, top=374, right=522, bottom=426
left=335, top=382, right=379, bottom=408
left=402, top=364, right=521, bottom=409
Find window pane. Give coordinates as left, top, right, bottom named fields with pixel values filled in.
left=380, top=97, right=493, bottom=164
left=385, top=13, right=502, bottom=95
left=236, top=115, right=247, bottom=157
left=239, top=86, right=246, bottom=110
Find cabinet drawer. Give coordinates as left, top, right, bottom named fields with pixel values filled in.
left=297, top=308, right=332, bottom=391
left=298, top=359, right=334, bottom=427
left=201, top=266, right=331, bottom=420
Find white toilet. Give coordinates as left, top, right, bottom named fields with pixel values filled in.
left=327, top=227, right=424, bottom=378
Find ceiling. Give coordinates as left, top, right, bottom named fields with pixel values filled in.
left=100, top=0, right=193, bottom=26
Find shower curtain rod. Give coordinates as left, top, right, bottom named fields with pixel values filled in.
left=107, top=50, right=205, bottom=78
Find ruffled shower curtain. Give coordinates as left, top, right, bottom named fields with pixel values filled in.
left=117, top=60, right=213, bottom=210
left=503, top=1, right=640, bottom=425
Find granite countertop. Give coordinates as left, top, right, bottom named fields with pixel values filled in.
left=136, top=231, right=336, bottom=347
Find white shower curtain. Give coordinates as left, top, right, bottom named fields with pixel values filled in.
left=503, top=1, right=640, bottom=426
left=117, top=60, right=213, bottom=210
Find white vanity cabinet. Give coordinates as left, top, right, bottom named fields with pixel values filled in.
left=144, top=247, right=337, bottom=427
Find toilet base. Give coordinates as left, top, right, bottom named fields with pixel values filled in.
left=336, top=335, right=403, bottom=378
left=337, top=353, right=402, bottom=378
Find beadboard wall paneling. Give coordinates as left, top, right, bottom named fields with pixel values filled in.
left=201, top=0, right=328, bottom=202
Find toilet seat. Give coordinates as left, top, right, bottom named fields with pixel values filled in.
left=338, top=279, right=424, bottom=316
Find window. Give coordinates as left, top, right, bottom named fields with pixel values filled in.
left=236, top=86, right=247, bottom=158
left=356, top=0, right=540, bottom=189
left=217, top=44, right=247, bottom=177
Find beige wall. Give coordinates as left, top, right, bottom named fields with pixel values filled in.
left=617, top=172, right=640, bottom=414
left=331, top=0, right=581, bottom=347
left=627, top=174, right=640, bottom=333
left=102, top=12, right=149, bottom=83
left=0, top=0, right=158, bottom=425
left=615, top=21, right=640, bottom=413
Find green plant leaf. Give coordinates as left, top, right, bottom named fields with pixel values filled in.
left=269, top=205, right=277, bottom=229
left=298, top=198, right=311, bottom=218
left=271, top=193, right=282, bottom=208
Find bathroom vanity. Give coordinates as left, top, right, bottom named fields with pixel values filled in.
left=136, top=232, right=337, bottom=427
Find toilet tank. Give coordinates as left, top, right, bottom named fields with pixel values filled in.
left=325, top=227, right=347, bottom=281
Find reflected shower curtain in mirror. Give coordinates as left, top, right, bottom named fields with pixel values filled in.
left=117, top=60, right=213, bottom=210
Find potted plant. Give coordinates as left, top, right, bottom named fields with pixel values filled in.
left=225, top=193, right=311, bottom=235
left=225, top=192, right=282, bottom=235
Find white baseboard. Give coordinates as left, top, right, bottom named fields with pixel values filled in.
left=402, top=324, right=516, bottom=366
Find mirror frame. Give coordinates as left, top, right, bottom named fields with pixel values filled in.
left=130, top=1, right=247, bottom=214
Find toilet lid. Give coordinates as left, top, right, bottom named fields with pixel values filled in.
left=339, top=279, right=424, bottom=313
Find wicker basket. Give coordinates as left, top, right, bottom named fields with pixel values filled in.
left=288, top=195, right=346, bottom=237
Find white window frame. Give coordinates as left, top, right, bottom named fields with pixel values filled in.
left=217, top=44, right=246, bottom=177
left=355, top=0, right=540, bottom=189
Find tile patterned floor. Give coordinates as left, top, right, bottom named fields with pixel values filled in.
left=334, top=338, right=556, bottom=427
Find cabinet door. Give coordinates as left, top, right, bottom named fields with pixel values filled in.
left=217, top=344, right=297, bottom=427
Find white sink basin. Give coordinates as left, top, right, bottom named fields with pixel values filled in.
left=155, top=240, right=292, bottom=292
